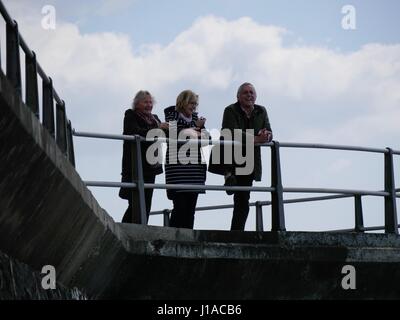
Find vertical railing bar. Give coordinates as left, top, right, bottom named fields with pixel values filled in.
left=0, top=28, right=2, bottom=70
left=6, top=19, right=21, bottom=97
left=2, top=1, right=73, bottom=164
left=354, top=195, right=364, bottom=232
left=42, top=77, right=55, bottom=137
left=25, top=50, right=39, bottom=118
left=66, top=121, right=76, bottom=167
left=56, top=100, right=68, bottom=155
left=384, top=148, right=398, bottom=234
left=270, top=141, right=286, bottom=231
left=163, top=209, right=171, bottom=227
left=130, top=136, right=147, bottom=224
left=255, top=201, right=264, bottom=232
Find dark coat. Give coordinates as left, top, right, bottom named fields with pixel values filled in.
left=221, top=102, right=272, bottom=181
left=119, top=109, right=163, bottom=200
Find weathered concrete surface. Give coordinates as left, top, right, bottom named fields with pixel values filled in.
left=109, top=225, right=400, bottom=299
left=1, top=69, right=400, bottom=299
left=0, top=69, right=125, bottom=298
left=0, top=250, right=86, bottom=300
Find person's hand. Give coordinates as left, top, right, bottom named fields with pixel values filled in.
left=255, top=129, right=273, bottom=144
left=158, top=122, right=169, bottom=130
left=195, top=117, right=206, bottom=128
left=254, top=135, right=268, bottom=144
left=264, top=130, right=273, bottom=142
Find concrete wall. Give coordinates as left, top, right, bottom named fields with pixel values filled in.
left=113, top=224, right=400, bottom=299
left=0, top=250, right=86, bottom=300
left=0, top=69, right=125, bottom=298
left=1, top=69, right=400, bottom=299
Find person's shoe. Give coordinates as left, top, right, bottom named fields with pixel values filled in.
left=224, top=174, right=237, bottom=195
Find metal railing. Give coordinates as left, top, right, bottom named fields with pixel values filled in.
left=73, top=130, right=400, bottom=234
left=0, top=0, right=75, bottom=166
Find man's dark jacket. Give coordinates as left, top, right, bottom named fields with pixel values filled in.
left=221, top=102, right=272, bottom=181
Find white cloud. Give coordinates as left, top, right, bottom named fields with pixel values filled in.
left=8, top=14, right=398, bottom=145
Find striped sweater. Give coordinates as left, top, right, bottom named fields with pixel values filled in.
left=164, top=106, right=207, bottom=199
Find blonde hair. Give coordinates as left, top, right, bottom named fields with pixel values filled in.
left=132, top=90, right=155, bottom=109
left=176, top=90, right=198, bottom=113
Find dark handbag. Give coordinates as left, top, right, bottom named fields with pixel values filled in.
left=208, top=139, right=233, bottom=176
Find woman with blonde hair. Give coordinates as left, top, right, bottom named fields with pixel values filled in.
left=164, top=90, right=207, bottom=229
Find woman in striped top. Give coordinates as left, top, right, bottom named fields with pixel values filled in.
left=164, top=90, right=207, bottom=229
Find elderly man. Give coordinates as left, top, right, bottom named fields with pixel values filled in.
left=222, top=82, right=273, bottom=231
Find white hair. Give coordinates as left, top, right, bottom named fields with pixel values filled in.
left=132, top=90, right=155, bottom=109
left=236, top=82, right=257, bottom=100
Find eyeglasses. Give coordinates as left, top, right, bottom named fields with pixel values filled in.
left=189, top=101, right=198, bottom=106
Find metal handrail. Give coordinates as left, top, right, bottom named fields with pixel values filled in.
left=73, top=130, right=393, bottom=153
left=85, top=180, right=391, bottom=199
left=85, top=181, right=138, bottom=188
left=327, top=224, right=400, bottom=233
left=0, top=0, right=74, bottom=165
left=0, top=1, right=62, bottom=104
left=279, top=142, right=388, bottom=154
left=75, top=128, right=399, bottom=234
left=73, top=130, right=240, bottom=146
left=151, top=192, right=400, bottom=216
left=151, top=194, right=350, bottom=216
left=85, top=181, right=274, bottom=192
left=283, top=188, right=388, bottom=197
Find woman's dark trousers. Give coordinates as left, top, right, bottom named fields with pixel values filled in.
left=170, top=192, right=199, bottom=229
left=122, top=174, right=155, bottom=224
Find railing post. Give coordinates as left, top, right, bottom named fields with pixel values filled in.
left=163, top=209, right=171, bottom=227
left=66, top=121, right=76, bottom=167
left=384, top=148, right=398, bottom=234
left=255, top=201, right=264, bottom=232
left=6, top=20, right=21, bottom=97
left=270, top=141, right=286, bottom=231
left=130, top=135, right=147, bottom=225
left=56, top=100, right=68, bottom=155
left=354, top=195, right=365, bottom=233
left=42, top=77, right=55, bottom=137
left=25, top=51, right=39, bottom=118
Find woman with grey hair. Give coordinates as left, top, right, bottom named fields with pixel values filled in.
left=119, top=90, right=169, bottom=224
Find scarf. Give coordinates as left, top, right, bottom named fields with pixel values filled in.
left=134, top=110, right=159, bottom=127
left=178, top=112, right=193, bottom=123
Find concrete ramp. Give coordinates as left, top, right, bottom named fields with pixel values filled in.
left=1, top=69, right=400, bottom=299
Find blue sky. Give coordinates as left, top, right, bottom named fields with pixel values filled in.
left=2, top=0, right=400, bottom=231
left=56, top=0, right=400, bottom=50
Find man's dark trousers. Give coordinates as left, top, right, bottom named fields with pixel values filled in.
left=231, top=174, right=254, bottom=231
